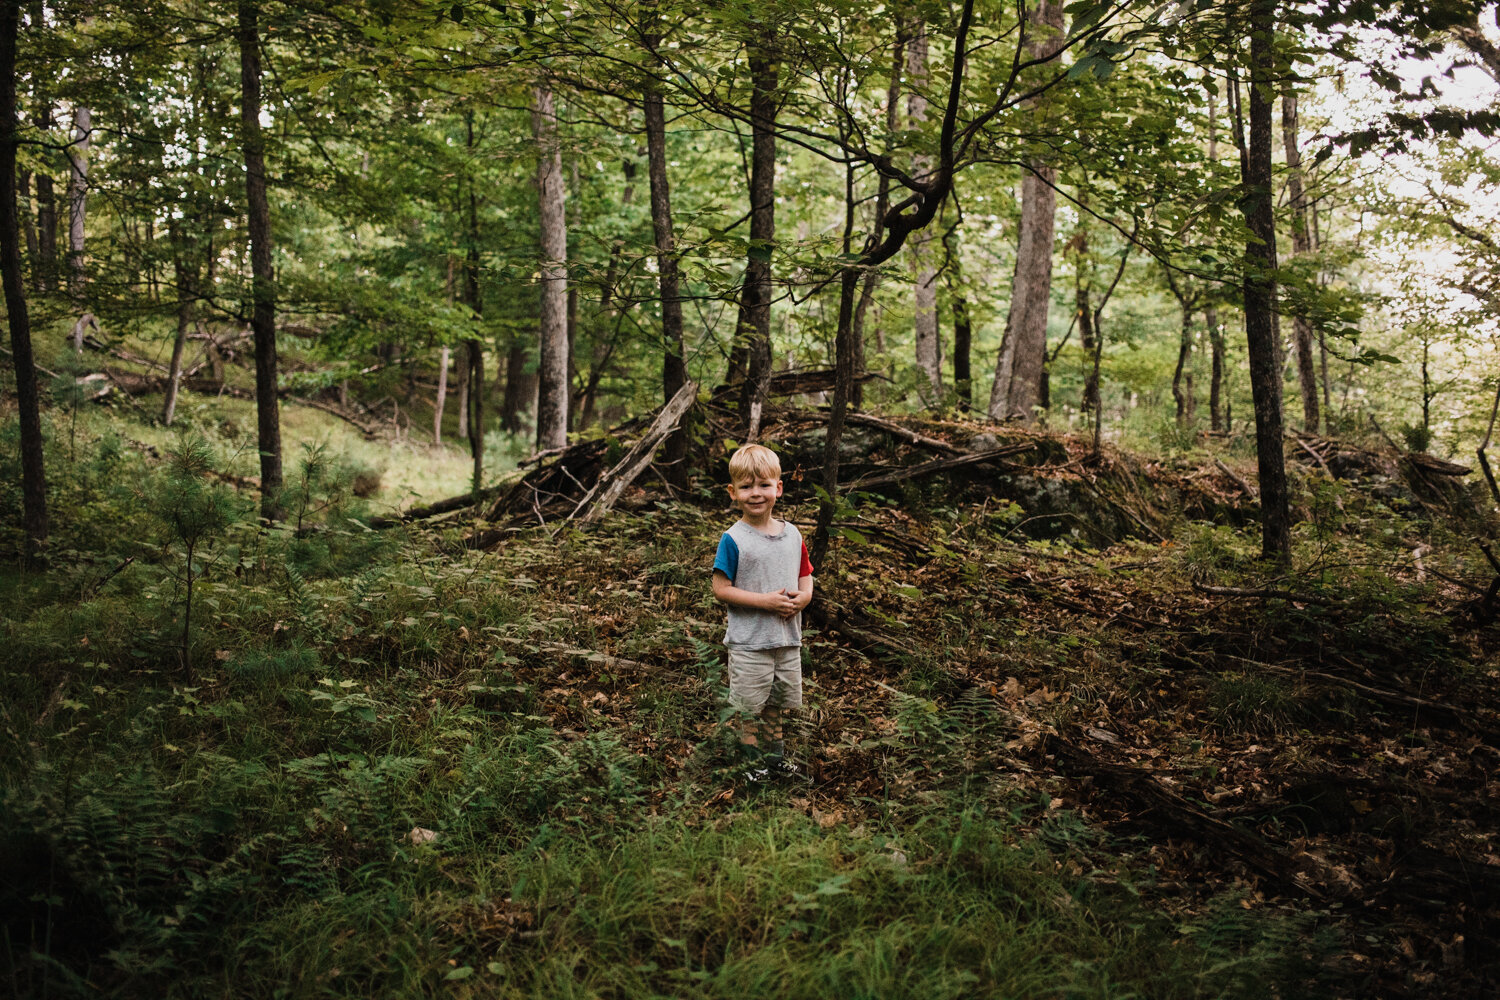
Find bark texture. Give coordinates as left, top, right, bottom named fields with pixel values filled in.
left=533, top=83, right=569, bottom=452
left=238, top=0, right=283, bottom=518
left=66, top=104, right=87, bottom=295
left=987, top=0, right=1063, bottom=422
left=906, top=24, right=941, bottom=405
left=1, top=0, right=45, bottom=552
left=733, top=42, right=778, bottom=430
left=1240, top=1, right=1291, bottom=561
left=644, top=72, right=689, bottom=479
left=434, top=345, right=449, bottom=444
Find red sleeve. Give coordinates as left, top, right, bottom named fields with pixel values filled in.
left=799, top=540, right=814, bottom=578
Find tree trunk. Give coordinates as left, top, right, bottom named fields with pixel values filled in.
left=66, top=104, right=87, bottom=296
left=1206, top=305, right=1224, bottom=431
left=163, top=223, right=196, bottom=427
left=733, top=41, right=778, bottom=432
left=1240, top=0, right=1291, bottom=561
left=1281, top=89, right=1319, bottom=434
left=462, top=164, right=485, bottom=490
left=1171, top=304, right=1193, bottom=426
left=456, top=347, right=469, bottom=439
left=533, top=83, right=569, bottom=452
left=1, top=0, right=45, bottom=554
left=17, top=167, right=34, bottom=274
left=907, top=24, right=941, bottom=406
left=238, top=0, right=282, bottom=519
left=812, top=0, right=977, bottom=566
left=952, top=291, right=971, bottom=412
left=987, top=0, right=1063, bottom=423
left=466, top=339, right=483, bottom=492
left=434, top=345, right=449, bottom=444
left=644, top=66, right=689, bottom=482
left=850, top=25, right=906, bottom=411
left=33, top=124, right=54, bottom=291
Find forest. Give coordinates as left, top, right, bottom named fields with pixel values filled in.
left=3, top=0, right=1500, bottom=995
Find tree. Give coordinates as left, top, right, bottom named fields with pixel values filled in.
left=907, top=20, right=941, bottom=407
left=987, top=0, right=1065, bottom=423
left=1238, top=0, right=1290, bottom=561
left=1282, top=87, right=1319, bottom=433
left=533, top=81, right=569, bottom=452
left=1, top=0, right=45, bottom=555
left=730, top=32, right=780, bottom=435
left=642, top=19, right=688, bottom=479
left=237, top=0, right=283, bottom=520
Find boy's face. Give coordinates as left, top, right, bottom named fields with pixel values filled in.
left=728, top=474, right=783, bottom=518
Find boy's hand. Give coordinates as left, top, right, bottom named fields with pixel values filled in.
left=762, top=590, right=800, bottom=617
left=771, top=588, right=806, bottom=618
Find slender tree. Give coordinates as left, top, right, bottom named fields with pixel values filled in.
left=533, top=82, right=569, bottom=452
left=987, top=0, right=1065, bottom=423
left=907, top=21, right=941, bottom=406
left=643, top=24, right=688, bottom=479
left=1, top=0, right=45, bottom=554
left=237, top=0, right=283, bottom=519
left=66, top=103, right=87, bottom=295
left=1239, top=0, right=1291, bottom=560
left=732, top=35, right=779, bottom=434
left=1282, top=88, right=1319, bottom=433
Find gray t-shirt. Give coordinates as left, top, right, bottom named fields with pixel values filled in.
left=713, top=519, right=812, bottom=650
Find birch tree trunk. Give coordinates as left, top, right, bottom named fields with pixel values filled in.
left=907, top=23, right=941, bottom=406
left=66, top=105, right=87, bottom=296
left=1240, top=0, right=1291, bottom=561
left=434, top=345, right=449, bottom=444
left=987, top=0, right=1063, bottom=422
left=1281, top=89, right=1319, bottom=433
left=2, top=0, right=46, bottom=553
left=238, top=0, right=283, bottom=519
left=533, top=83, right=569, bottom=452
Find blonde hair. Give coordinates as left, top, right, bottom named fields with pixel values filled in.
left=728, top=443, right=782, bottom=484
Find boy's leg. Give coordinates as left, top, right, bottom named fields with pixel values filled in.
left=726, top=648, right=775, bottom=758
left=761, top=648, right=802, bottom=771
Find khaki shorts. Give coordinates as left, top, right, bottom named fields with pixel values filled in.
left=727, top=646, right=803, bottom=714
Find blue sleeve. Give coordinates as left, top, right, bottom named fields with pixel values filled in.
left=713, top=533, right=739, bottom=582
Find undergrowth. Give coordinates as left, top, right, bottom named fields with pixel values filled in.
left=11, top=424, right=1491, bottom=996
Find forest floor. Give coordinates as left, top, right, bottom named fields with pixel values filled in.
left=4, top=397, right=1500, bottom=998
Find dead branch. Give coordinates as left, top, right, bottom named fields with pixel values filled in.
left=572, top=380, right=699, bottom=524
left=1191, top=582, right=1342, bottom=606
left=838, top=444, right=1034, bottom=493
left=1225, top=656, right=1500, bottom=744
left=1213, top=457, right=1257, bottom=498
left=836, top=410, right=962, bottom=455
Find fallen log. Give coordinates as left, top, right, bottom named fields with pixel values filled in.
left=571, top=380, right=699, bottom=524
left=1213, top=457, right=1256, bottom=499
left=1191, top=582, right=1342, bottom=607
left=367, top=487, right=503, bottom=529
left=711, top=367, right=878, bottom=403
left=838, top=444, right=1034, bottom=493
left=834, top=410, right=962, bottom=455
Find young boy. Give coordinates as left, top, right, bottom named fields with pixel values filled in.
left=711, top=444, right=814, bottom=779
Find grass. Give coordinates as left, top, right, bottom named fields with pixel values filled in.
left=21, top=395, right=1496, bottom=995
left=0, top=499, right=1333, bottom=998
